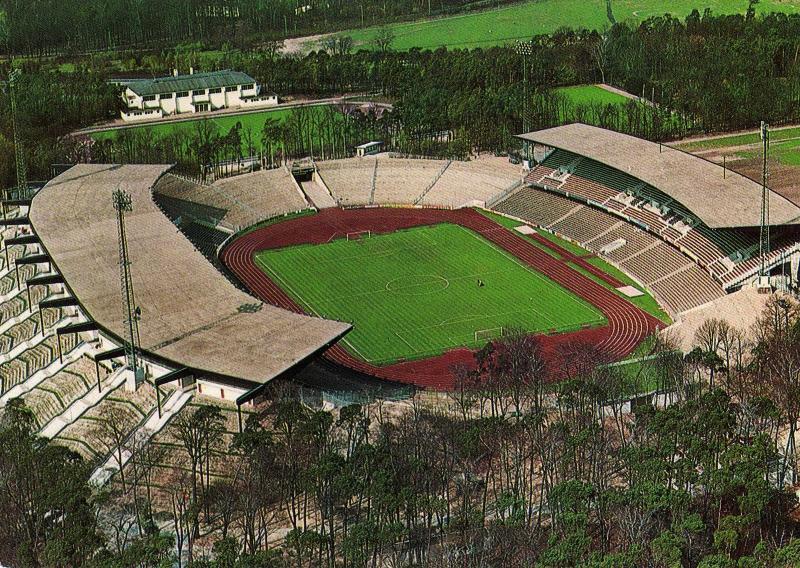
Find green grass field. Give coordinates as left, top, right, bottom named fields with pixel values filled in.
left=676, top=125, right=800, bottom=152
left=478, top=209, right=672, bottom=323
left=89, top=104, right=339, bottom=154
left=676, top=125, right=800, bottom=167
left=556, top=85, right=631, bottom=107
left=255, top=223, right=605, bottom=364
left=338, top=0, right=800, bottom=51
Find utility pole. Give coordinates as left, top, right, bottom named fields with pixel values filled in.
left=759, top=121, right=770, bottom=278
left=8, top=69, right=28, bottom=200
left=113, top=188, right=144, bottom=387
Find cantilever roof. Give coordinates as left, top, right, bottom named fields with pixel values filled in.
left=517, top=123, right=800, bottom=229
left=125, top=70, right=256, bottom=96
left=30, top=164, right=350, bottom=385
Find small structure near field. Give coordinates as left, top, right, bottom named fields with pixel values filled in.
left=120, top=69, right=278, bottom=122
left=355, top=141, right=383, bottom=157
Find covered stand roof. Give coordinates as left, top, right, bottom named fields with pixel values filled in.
left=518, top=123, right=800, bottom=229
left=30, top=164, right=350, bottom=384
left=125, top=70, right=256, bottom=97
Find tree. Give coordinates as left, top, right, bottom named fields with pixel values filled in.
left=374, top=26, right=395, bottom=53
left=0, top=399, right=101, bottom=567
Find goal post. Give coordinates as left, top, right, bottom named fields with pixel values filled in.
left=474, top=326, right=504, bottom=343
left=346, top=230, right=372, bottom=241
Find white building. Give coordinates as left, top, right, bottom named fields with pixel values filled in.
left=120, top=69, right=278, bottom=122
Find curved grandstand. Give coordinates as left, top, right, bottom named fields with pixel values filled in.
left=29, top=165, right=350, bottom=394
left=2, top=124, right=798, bottom=412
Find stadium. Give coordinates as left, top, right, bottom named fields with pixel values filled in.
left=1, top=122, right=798, bottom=443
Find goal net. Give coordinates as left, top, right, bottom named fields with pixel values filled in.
left=474, top=327, right=504, bottom=343
left=346, top=230, right=372, bottom=241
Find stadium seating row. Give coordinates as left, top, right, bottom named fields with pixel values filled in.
left=533, top=149, right=765, bottom=274
left=317, top=156, right=523, bottom=209
left=153, top=168, right=309, bottom=231
left=492, top=185, right=726, bottom=315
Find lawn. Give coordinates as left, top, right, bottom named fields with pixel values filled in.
left=338, top=0, right=800, bottom=51
left=478, top=209, right=672, bottom=323
left=556, top=85, right=631, bottom=107
left=255, top=223, right=605, bottom=364
left=676, top=125, right=800, bottom=152
left=89, top=104, right=340, bottom=154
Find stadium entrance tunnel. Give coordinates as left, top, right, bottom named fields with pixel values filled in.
left=220, top=207, right=663, bottom=390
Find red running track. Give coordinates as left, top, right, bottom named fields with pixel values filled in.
left=221, top=208, right=664, bottom=390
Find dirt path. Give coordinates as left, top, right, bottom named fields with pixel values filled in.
left=282, top=33, right=333, bottom=55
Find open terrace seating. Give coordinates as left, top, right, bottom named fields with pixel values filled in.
left=587, top=223, right=660, bottom=263
left=317, top=158, right=375, bottom=206
left=623, top=206, right=667, bottom=232
left=154, top=168, right=308, bottom=230
left=550, top=206, right=621, bottom=245
left=0, top=333, right=79, bottom=395
left=494, top=186, right=582, bottom=228
left=0, top=308, right=62, bottom=355
left=54, top=381, right=160, bottom=460
left=420, top=157, right=522, bottom=207
left=620, top=242, right=692, bottom=285
left=0, top=285, right=49, bottom=324
left=22, top=356, right=96, bottom=429
left=373, top=158, right=443, bottom=205
left=650, top=266, right=725, bottom=314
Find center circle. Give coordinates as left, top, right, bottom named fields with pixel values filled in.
left=385, top=274, right=450, bottom=296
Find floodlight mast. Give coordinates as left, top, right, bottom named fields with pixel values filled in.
left=515, top=41, right=535, bottom=163
left=759, top=121, right=770, bottom=277
left=113, top=187, right=143, bottom=382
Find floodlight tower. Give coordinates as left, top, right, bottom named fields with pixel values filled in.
left=113, top=187, right=143, bottom=385
left=759, top=121, right=770, bottom=277
left=516, top=41, right=534, bottom=163
left=8, top=69, right=28, bottom=200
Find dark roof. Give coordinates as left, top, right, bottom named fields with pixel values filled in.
left=125, top=70, right=256, bottom=97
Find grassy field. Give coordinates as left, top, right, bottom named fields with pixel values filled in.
left=337, top=0, right=800, bottom=51
left=556, top=85, right=631, bottom=107
left=255, top=223, right=605, bottom=364
left=89, top=104, right=338, bottom=153
left=478, top=209, right=672, bottom=323
left=676, top=125, right=800, bottom=152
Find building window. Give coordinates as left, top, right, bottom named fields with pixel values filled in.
left=225, top=85, right=238, bottom=92
left=177, top=91, right=189, bottom=98
left=192, top=89, right=206, bottom=96
left=242, top=83, right=255, bottom=91
left=220, top=388, right=225, bottom=399
left=197, top=384, right=203, bottom=393
left=208, top=87, right=222, bottom=94
left=142, top=95, right=157, bottom=102
left=161, top=92, right=174, bottom=99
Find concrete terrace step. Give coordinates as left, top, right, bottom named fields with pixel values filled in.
left=90, top=388, right=194, bottom=487
left=0, top=341, right=93, bottom=405
left=39, top=367, right=128, bottom=438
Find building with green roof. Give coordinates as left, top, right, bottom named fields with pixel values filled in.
left=120, top=68, right=278, bottom=122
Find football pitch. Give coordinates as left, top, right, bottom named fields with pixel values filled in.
left=254, top=223, right=605, bottom=364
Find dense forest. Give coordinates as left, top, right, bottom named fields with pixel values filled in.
left=5, top=298, right=800, bottom=566
left=0, top=0, right=522, bottom=56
